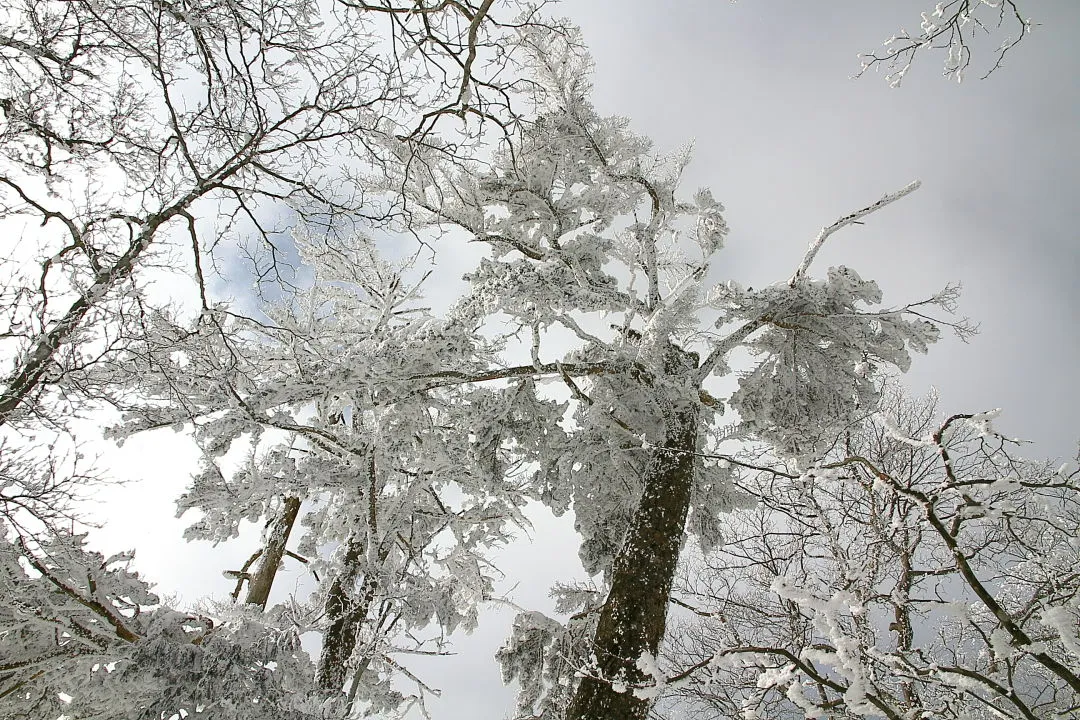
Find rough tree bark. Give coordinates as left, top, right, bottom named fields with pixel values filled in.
left=566, top=346, right=700, bottom=720
left=243, top=495, right=302, bottom=609
left=316, top=532, right=384, bottom=693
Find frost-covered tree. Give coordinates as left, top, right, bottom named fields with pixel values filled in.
left=0, top=0, right=554, bottom=430
left=0, top=0, right=562, bottom=579
left=0, top=529, right=325, bottom=719
left=100, top=229, right=565, bottom=715
left=2, top=9, right=1025, bottom=718
left=384, top=30, right=969, bottom=720
left=0, top=439, right=98, bottom=538
left=662, top=386, right=1080, bottom=720
left=0, top=2, right=566, bottom=713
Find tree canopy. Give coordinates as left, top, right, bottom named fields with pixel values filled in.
left=1, top=2, right=1074, bottom=720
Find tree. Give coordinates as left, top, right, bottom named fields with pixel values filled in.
left=0, top=529, right=326, bottom=719
left=1, top=11, right=1030, bottom=719
left=661, top=385, right=1080, bottom=720
left=0, top=1, right=566, bottom=715
left=101, top=229, right=554, bottom=716
left=35, top=26, right=966, bottom=717
left=0, top=225, right=562, bottom=715
left=0, top=0, right=562, bottom=428
left=0, top=438, right=97, bottom=537
left=383, top=30, right=968, bottom=720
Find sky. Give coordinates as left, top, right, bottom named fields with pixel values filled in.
left=82, top=1, right=1080, bottom=718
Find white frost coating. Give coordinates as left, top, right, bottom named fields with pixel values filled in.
left=756, top=664, right=794, bottom=689
left=789, top=180, right=921, bottom=286
left=785, top=679, right=824, bottom=719
left=631, top=651, right=666, bottom=700
left=877, top=413, right=934, bottom=448
left=773, top=576, right=879, bottom=714
left=708, top=652, right=741, bottom=672
left=940, top=601, right=973, bottom=621
left=963, top=408, right=1002, bottom=437
left=987, top=477, right=1022, bottom=495
left=989, top=628, right=1016, bottom=661
left=739, top=704, right=761, bottom=720
left=1040, top=605, right=1080, bottom=659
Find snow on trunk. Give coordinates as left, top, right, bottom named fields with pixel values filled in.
left=566, top=346, right=699, bottom=720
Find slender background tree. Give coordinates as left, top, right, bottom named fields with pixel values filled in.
left=662, top=385, right=1080, bottom=719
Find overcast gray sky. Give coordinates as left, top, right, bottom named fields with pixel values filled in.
left=89, top=2, right=1080, bottom=717
left=570, top=0, right=1080, bottom=458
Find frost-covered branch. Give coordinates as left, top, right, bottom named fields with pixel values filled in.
left=860, top=1, right=1034, bottom=85
left=788, top=180, right=921, bottom=287
left=665, top=387, right=1080, bottom=719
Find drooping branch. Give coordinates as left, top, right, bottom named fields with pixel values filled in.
left=15, top=537, right=139, bottom=644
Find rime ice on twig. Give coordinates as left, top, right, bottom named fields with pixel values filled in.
left=789, top=180, right=921, bottom=287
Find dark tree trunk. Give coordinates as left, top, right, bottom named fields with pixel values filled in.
left=319, top=448, right=384, bottom=693
left=316, top=535, right=385, bottom=693
left=244, top=495, right=302, bottom=609
left=317, top=531, right=364, bottom=692
left=566, top=355, right=699, bottom=720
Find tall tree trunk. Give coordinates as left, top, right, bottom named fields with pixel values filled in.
left=244, top=495, right=302, bottom=609
left=566, top=361, right=699, bottom=720
left=319, top=447, right=385, bottom=693
left=316, top=533, right=387, bottom=693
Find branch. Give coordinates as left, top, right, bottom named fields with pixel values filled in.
left=788, top=180, right=921, bottom=287
left=867, top=427, right=1080, bottom=694
left=664, top=645, right=905, bottom=720
left=16, top=537, right=139, bottom=644
left=695, top=317, right=767, bottom=382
